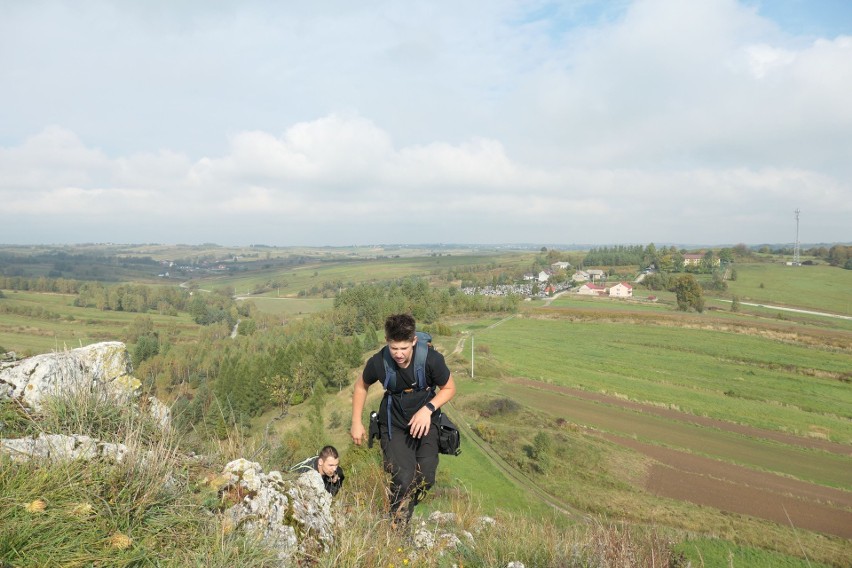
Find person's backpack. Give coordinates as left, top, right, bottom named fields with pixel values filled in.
left=289, top=455, right=317, bottom=473
left=380, top=330, right=433, bottom=438
left=376, top=330, right=461, bottom=455
left=381, top=330, right=432, bottom=393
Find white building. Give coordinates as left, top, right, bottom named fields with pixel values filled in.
left=608, top=282, right=633, bottom=298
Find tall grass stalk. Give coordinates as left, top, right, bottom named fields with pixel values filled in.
left=0, top=381, right=280, bottom=567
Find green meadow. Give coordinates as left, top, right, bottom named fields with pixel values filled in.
left=469, top=316, right=852, bottom=444
left=724, top=262, right=852, bottom=315
left=239, top=296, right=334, bottom=317
left=0, top=290, right=199, bottom=355
left=204, top=251, right=526, bottom=298
left=444, top=309, right=852, bottom=565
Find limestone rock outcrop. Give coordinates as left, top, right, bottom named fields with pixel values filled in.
left=0, top=341, right=141, bottom=410
left=219, top=459, right=336, bottom=564
left=0, top=432, right=130, bottom=463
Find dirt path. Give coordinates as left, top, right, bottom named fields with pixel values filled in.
left=505, top=377, right=852, bottom=540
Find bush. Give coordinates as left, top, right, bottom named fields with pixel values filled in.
left=479, top=397, right=521, bottom=418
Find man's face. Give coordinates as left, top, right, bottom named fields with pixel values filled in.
left=387, top=337, right=417, bottom=368
left=317, top=456, right=339, bottom=477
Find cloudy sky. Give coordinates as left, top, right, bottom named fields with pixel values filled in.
left=1, top=0, right=850, bottom=247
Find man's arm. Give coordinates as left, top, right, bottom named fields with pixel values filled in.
left=350, top=374, right=371, bottom=445
left=408, top=374, right=456, bottom=438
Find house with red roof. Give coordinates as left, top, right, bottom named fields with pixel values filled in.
left=608, top=282, right=633, bottom=298
left=577, top=283, right=606, bottom=296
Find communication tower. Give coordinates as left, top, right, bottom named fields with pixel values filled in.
left=793, top=209, right=801, bottom=266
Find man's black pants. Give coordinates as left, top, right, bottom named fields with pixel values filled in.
left=380, top=424, right=439, bottom=524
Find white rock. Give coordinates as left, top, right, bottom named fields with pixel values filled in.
left=0, top=342, right=139, bottom=410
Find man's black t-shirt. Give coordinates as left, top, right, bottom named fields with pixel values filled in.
left=362, top=346, right=451, bottom=429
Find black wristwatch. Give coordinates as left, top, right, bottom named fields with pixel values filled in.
left=425, top=402, right=437, bottom=414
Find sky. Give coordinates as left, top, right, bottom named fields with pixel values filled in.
left=1, top=0, right=850, bottom=248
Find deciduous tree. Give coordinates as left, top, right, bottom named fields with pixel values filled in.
left=673, top=274, right=705, bottom=312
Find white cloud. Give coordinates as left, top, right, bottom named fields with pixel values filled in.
left=0, top=0, right=849, bottom=245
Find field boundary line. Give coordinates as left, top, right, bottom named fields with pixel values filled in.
left=444, top=402, right=586, bottom=521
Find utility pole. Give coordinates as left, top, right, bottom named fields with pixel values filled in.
left=793, top=209, right=801, bottom=266
left=471, top=335, right=475, bottom=379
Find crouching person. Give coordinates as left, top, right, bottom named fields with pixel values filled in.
left=291, top=445, right=345, bottom=496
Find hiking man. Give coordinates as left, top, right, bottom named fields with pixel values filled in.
left=291, top=445, right=345, bottom=496
left=350, top=313, right=456, bottom=526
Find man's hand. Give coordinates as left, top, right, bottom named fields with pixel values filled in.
left=351, top=423, right=366, bottom=446
left=408, top=407, right=432, bottom=438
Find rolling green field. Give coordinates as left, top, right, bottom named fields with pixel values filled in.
left=4, top=246, right=852, bottom=566
left=468, top=316, right=852, bottom=444
left=203, top=251, right=527, bottom=299
left=446, top=310, right=852, bottom=566
left=239, top=296, right=334, bottom=317
left=723, top=262, right=852, bottom=315
left=0, top=290, right=199, bottom=355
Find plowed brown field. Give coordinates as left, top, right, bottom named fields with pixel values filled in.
left=506, top=377, right=852, bottom=540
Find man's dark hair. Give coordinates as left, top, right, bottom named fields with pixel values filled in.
left=318, top=445, right=339, bottom=460
left=385, top=313, right=416, bottom=342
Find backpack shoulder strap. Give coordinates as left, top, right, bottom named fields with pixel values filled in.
left=412, top=331, right=431, bottom=390
left=289, top=455, right=317, bottom=473
left=381, top=346, right=396, bottom=391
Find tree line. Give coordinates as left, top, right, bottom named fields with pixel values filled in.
left=128, top=277, right=518, bottom=442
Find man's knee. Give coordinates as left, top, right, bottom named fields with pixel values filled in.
left=391, top=467, right=417, bottom=491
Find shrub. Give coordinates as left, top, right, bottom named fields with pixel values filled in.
left=479, top=397, right=521, bottom=418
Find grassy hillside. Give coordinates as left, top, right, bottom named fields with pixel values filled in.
left=442, top=306, right=852, bottom=566
left=0, top=290, right=200, bottom=355
left=725, top=263, right=851, bottom=315
left=3, top=245, right=852, bottom=566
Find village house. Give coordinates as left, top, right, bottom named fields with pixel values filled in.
left=527, top=270, right=551, bottom=282
left=572, top=270, right=590, bottom=282
left=682, top=253, right=704, bottom=267
left=608, top=282, right=633, bottom=298
left=551, top=261, right=572, bottom=270
left=577, top=283, right=606, bottom=296
left=586, top=269, right=606, bottom=282
left=683, top=253, right=720, bottom=267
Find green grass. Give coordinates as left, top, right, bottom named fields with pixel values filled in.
left=2, top=382, right=692, bottom=568
left=239, top=296, right=334, bottom=317
left=429, top=407, right=564, bottom=520
left=5, top=247, right=852, bottom=566
left=725, top=263, right=852, bottom=315
left=193, top=251, right=531, bottom=299
left=502, top=380, right=850, bottom=488
left=0, top=290, right=199, bottom=355
left=673, top=537, right=834, bottom=568
left=447, top=374, right=852, bottom=566
left=0, top=392, right=280, bottom=567
left=442, top=311, right=852, bottom=566
left=471, top=317, right=852, bottom=443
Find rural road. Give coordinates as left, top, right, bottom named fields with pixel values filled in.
left=716, top=299, right=852, bottom=320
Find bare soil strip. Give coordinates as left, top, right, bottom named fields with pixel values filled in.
left=505, top=377, right=852, bottom=539
left=600, top=433, right=852, bottom=540
left=506, top=377, right=851, bottom=456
